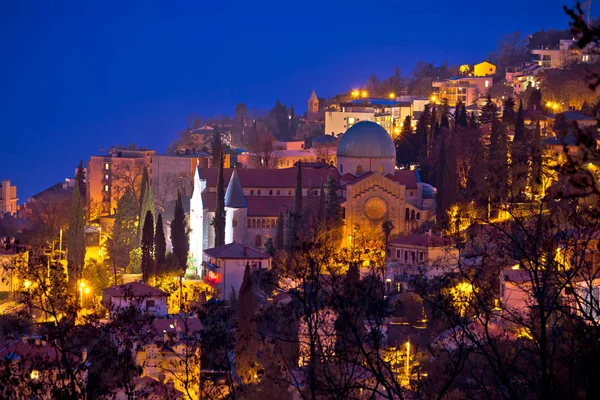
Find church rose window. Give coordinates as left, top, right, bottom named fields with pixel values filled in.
left=363, top=197, right=388, bottom=221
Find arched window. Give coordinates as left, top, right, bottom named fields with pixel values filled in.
left=416, top=212, right=421, bottom=220
left=340, top=164, right=344, bottom=173
left=405, top=208, right=410, bottom=220
left=266, top=219, right=271, bottom=228
left=255, top=235, right=262, bottom=247
left=257, top=190, right=262, bottom=195
left=247, top=219, right=252, bottom=227
left=250, top=190, right=254, bottom=195
left=232, top=218, right=238, bottom=227
left=356, top=165, right=363, bottom=174
left=411, top=210, right=415, bottom=219
left=269, top=190, right=273, bottom=195
left=378, top=165, right=384, bottom=174
left=261, top=219, right=266, bottom=228
left=251, top=219, right=256, bottom=228
left=288, top=190, right=292, bottom=195
left=276, top=190, right=280, bottom=195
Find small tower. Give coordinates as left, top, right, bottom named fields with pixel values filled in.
left=308, top=90, right=319, bottom=114
left=189, top=164, right=207, bottom=276
left=224, top=168, right=248, bottom=245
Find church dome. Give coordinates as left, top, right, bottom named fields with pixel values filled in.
left=337, top=121, right=395, bottom=158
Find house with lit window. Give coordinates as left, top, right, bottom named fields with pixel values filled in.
left=432, top=76, right=492, bottom=106
left=202, top=242, right=271, bottom=301
left=102, top=281, right=169, bottom=318
left=386, top=232, right=458, bottom=289
left=473, top=61, right=496, bottom=77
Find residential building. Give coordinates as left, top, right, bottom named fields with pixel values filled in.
left=151, top=152, right=224, bottom=215
left=102, top=281, right=169, bottom=318
left=506, top=63, right=544, bottom=93
left=386, top=232, right=458, bottom=290
left=202, top=242, right=272, bottom=300
left=473, top=61, right=496, bottom=77
left=432, top=76, right=492, bottom=106
left=0, top=179, right=18, bottom=215
left=87, top=147, right=156, bottom=216
left=324, top=109, right=375, bottom=136
left=532, top=39, right=599, bottom=68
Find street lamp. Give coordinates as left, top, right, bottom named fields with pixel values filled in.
left=361, top=90, right=368, bottom=98
left=351, top=89, right=359, bottom=98
left=79, top=281, right=87, bottom=308
left=389, top=92, right=396, bottom=99
left=430, top=95, right=437, bottom=103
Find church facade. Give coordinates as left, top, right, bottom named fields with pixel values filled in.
left=189, top=121, right=435, bottom=276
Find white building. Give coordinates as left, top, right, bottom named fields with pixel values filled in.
left=325, top=110, right=375, bottom=136
left=102, top=281, right=169, bottom=318
left=203, top=242, right=271, bottom=301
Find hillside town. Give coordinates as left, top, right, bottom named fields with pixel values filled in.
left=1, top=4, right=600, bottom=399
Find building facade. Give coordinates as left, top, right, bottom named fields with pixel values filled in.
left=0, top=179, right=18, bottom=215
left=87, top=148, right=156, bottom=216
left=432, top=76, right=492, bottom=106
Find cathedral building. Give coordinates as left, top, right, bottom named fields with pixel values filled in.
left=189, top=121, right=435, bottom=276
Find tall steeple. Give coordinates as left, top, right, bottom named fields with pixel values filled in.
left=189, top=161, right=207, bottom=276
left=308, top=90, right=319, bottom=114
left=224, top=167, right=248, bottom=244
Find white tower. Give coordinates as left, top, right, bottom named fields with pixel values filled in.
left=189, top=164, right=207, bottom=276
left=224, top=168, right=248, bottom=244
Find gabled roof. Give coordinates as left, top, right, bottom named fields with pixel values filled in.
left=385, top=170, right=418, bottom=189
left=224, top=168, right=248, bottom=208
left=102, top=281, right=168, bottom=298
left=389, top=234, right=452, bottom=248
left=204, top=242, right=270, bottom=260
left=198, top=167, right=339, bottom=189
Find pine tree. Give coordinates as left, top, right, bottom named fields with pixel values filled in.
left=428, top=103, right=437, bottom=156
left=402, top=115, right=412, bottom=135
left=75, top=161, right=86, bottom=205
left=318, top=185, right=326, bottom=222
left=67, top=183, right=85, bottom=295
left=235, top=263, right=259, bottom=383
left=502, top=97, right=517, bottom=127
left=213, top=152, right=226, bottom=247
left=137, top=166, right=155, bottom=245
left=107, top=188, right=138, bottom=279
left=511, top=100, right=528, bottom=199
left=440, top=113, right=450, bottom=129
left=487, top=117, right=510, bottom=203
left=530, top=120, right=543, bottom=197
left=468, top=112, right=478, bottom=129
left=154, top=213, right=166, bottom=266
left=480, top=95, right=498, bottom=125
left=141, top=211, right=154, bottom=282
left=171, top=191, right=188, bottom=272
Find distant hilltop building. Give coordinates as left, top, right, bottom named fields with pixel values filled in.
left=432, top=76, right=492, bottom=106
left=307, top=90, right=324, bottom=122
left=473, top=61, right=496, bottom=77
left=189, top=121, right=435, bottom=281
left=0, top=179, right=18, bottom=215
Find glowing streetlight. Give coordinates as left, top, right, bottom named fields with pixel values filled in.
left=23, top=280, right=31, bottom=289
left=351, top=89, right=359, bottom=98
left=389, top=92, right=396, bottom=99
left=361, top=90, right=368, bottom=98
left=546, top=101, right=552, bottom=108
left=79, top=281, right=87, bottom=308
left=430, top=95, right=437, bottom=103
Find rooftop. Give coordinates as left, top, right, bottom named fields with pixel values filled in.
left=389, top=233, right=453, bottom=248
left=204, top=242, right=270, bottom=260
left=102, top=281, right=168, bottom=298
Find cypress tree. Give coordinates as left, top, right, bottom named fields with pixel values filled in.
left=213, top=152, right=226, bottom=247
left=428, top=103, right=437, bottom=156
left=275, top=211, right=284, bottom=250
left=75, top=161, right=86, bottom=205
left=459, top=104, right=468, bottom=128
left=511, top=100, right=528, bottom=198
left=402, top=115, right=412, bottom=135
left=454, top=101, right=463, bottom=128
left=293, top=161, right=303, bottom=219
left=67, top=183, right=85, bottom=295
left=154, top=213, right=166, bottom=266
left=487, top=117, right=510, bottom=203
left=439, top=112, right=448, bottom=130
left=235, top=263, right=259, bottom=383
left=318, top=185, right=326, bottom=222
left=530, top=120, right=543, bottom=197
left=325, top=173, right=341, bottom=224
left=141, top=210, right=154, bottom=282
left=468, top=112, right=478, bottom=129
left=171, top=191, right=188, bottom=272
left=211, top=126, right=223, bottom=168
left=415, top=104, right=430, bottom=162
left=137, top=166, right=155, bottom=245
left=436, top=131, right=447, bottom=225
left=436, top=128, right=458, bottom=228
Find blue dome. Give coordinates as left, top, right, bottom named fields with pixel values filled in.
left=337, top=121, right=395, bottom=158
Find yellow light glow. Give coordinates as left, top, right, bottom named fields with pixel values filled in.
left=79, top=282, right=86, bottom=288
left=351, top=90, right=359, bottom=98
left=24, top=280, right=31, bottom=289
left=430, top=95, right=437, bottom=103
left=511, top=264, right=520, bottom=270
left=394, top=127, right=400, bottom=134
left=389, top=92, right=396, bottom=99
left=84, top=287, right=90, bottom=294
left=361, top=90, right=368, bottom=98
left=546, top=101, right=552, bottom=108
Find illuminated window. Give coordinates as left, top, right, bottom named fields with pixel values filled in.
left=104, top=185, right=109, bottom=192
left=30, top=370, right=39, bottom=380
left=485, top=80, right=489, bottom=88
left=104, top=174, right=109, bottom=180
left=348, top=117, right=356, bottom=125
left=104, top=163, right=109, bottom=169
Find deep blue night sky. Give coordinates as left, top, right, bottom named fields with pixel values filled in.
left=0, top=0, right=595, bottom=200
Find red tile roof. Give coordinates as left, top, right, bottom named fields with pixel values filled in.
left=204, top=242, right=270, bottom=260
left=389, top=234, right=452, bottom=248
left=102, top=281, right=168, bottom=298
left=386, top=170, right=418, bottom=188
left=199, top=167, right=339, bottom=188
left=202, top=193, right=294, bottom=216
